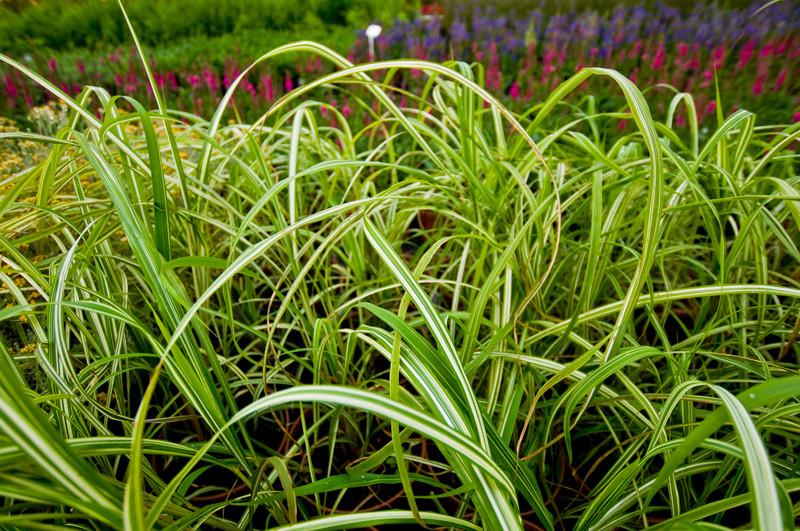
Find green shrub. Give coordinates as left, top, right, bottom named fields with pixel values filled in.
left=0, top=0, right=413, bottom=52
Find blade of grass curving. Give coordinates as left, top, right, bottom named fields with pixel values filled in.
left=362, top=219, right=539, bottom=529
left=73, top=131, right=251, bottom=470
left=560, top=346, right=661, bottom=461
left=124, top=362, right=163, bottom=531
left=363, top=218, right=486, bottom=443
left=646, top=377, right=800, bottom=528
left=693, top=109, right=753, bottom=172
left=265, top=510, right=482, bottom=531
left=122, top=97, right=171, bottom=260
left=527, top=284, right=800, bottom=343
left=0, top=337, right=123, bottom=526
left=152, top=385, right=515, bottom=527
left=515, top=67, right=664, bottom=362
left=118, top=0, right=190, bottom=206
left=647, top=479, right=800, bottom=530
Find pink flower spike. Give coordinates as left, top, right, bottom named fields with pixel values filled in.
left=652, top=47, right=664, bottom=69
left=793, top=112, right=800, bottom=123
left=265, top=75, right=274, bottom=101
left=753, top=76, right=764, bottom=95
left=4, top=75, right=18, bottom=97
left=712, top=46, right=725, bottom=67
left=774, top=69, right=788, bottom=91
left=509, top=81, right=519, bottom=100
left=707, top=100, right=716, bottom=114
left=738, top=39, right=756, bottom=69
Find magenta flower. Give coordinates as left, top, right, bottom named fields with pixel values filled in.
left=652, top=45, right=664, bottom=69
left=202, top=69, right=219, bottom=92
left=711, top=46, right=725, bottom=68
left=738, top=39, right=756, bottom=70
left=752, top=76, right=765, bottom=95
left=700, top=69, right=714, bottom=88
left=509, top=81, right=520, bottom=100
left=707, top=100, right=717, bottom=115
left=774, top=68, right=788, bottom=91
left=263, top=75, right=274, bottom=101
left=245, top=82, right=257, bottom=104
left=4, top=75, right=18, bottom=98
left=284, top=72, right=294, bottom=93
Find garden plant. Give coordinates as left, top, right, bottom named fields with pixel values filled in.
left=2, top=1, right=798, bottom=127
left=0, top=2, right=799, bottom=530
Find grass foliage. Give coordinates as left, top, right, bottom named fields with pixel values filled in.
left=0, top=13, right=799, bottom=530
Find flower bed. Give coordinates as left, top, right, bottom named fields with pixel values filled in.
left=353, top=1, right=800, bottom=125
left=1, top=1, right=798, bottom=128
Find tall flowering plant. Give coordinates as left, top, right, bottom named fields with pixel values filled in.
left=1, top=1, right=798, bottom=128
left=352, top=1, right=800, bottom=125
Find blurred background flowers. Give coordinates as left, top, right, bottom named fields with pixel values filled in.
left=1, top=0, right=798, bottom=129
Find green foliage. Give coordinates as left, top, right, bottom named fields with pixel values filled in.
left=0, top=28, right=799, bottom=531
left=0, top=0, right=412, bottom=52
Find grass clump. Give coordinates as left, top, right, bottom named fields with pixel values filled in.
left=0, top=19, right=799, bottom=531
